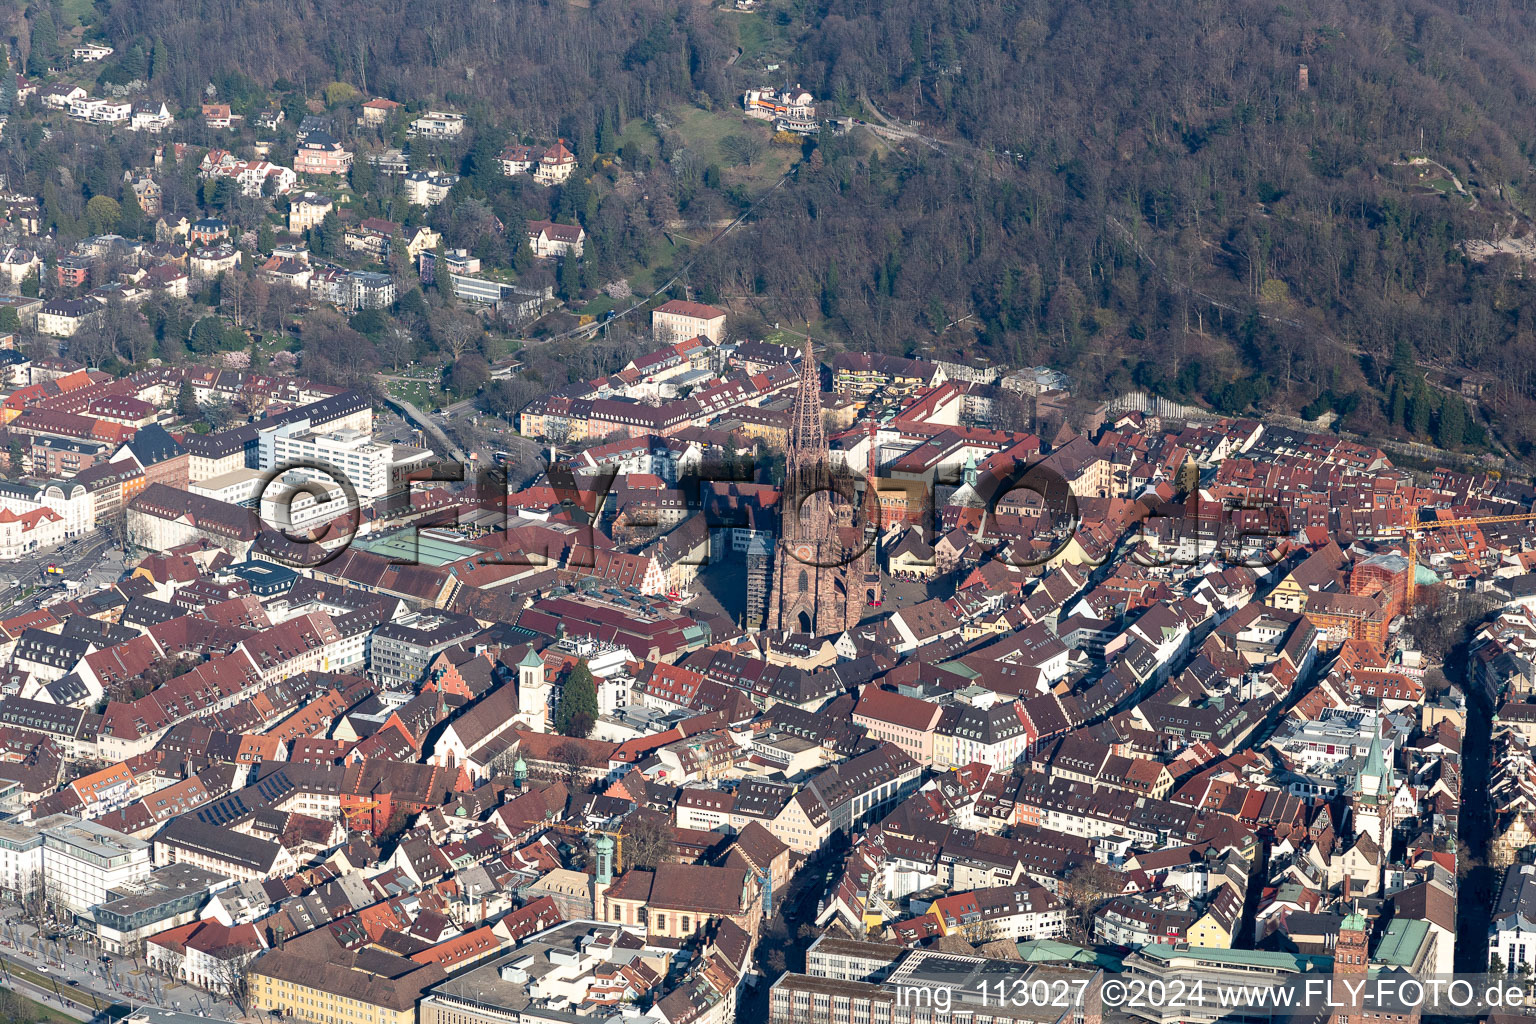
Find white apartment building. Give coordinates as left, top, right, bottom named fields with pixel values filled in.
left=190, top=468, right=266, bottom=507
left=36, top=814, right=152, bottom=913
left=1492, top=863, right=1536, bottom=972
left=0, top=479, right=95, bottom=540
left=259, top=473, right=356, bottom=535
left=404, top=170, right=460, bottom=205
left=0, top=821, right=44, bottom=900
left=410, top=111, right=464, bottom=138
left=0, top=505, right=66, bottom=559
left=259, top=422, right=431, bottom=501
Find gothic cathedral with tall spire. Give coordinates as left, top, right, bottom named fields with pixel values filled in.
left=768, top=339, right=876, bottom=636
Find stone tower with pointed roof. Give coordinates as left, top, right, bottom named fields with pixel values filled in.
left=1351, top=716, right=1396, bottom=894
left=768, top=340, right=863, bottom=637
left=1352, top=718, right=1394, bottom=835
left=515, top=646, right=551, bottom=732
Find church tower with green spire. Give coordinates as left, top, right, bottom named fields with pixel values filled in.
left=1350, top=716, right=1396, bottom=891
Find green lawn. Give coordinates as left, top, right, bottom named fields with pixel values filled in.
left=0, top=986, right=77, bottom=1024
left=579, top=294, right=618, bottom=320
left=668, top=105, right=798, bottom=187
left=618, top=118, right=661, bottom=158
left=59, top=0, right=95, bottom=27
left=626, top=234, right=683, bottom=297
left=385, top=376, right=450, bottom=409
left=733, top=15, right=778, bottom=64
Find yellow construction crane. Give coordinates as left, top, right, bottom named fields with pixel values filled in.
left=1395, top=511, right=1536, bottom=605
left=547, top=821, right=627, bottom=874
left=341, top=799, right=381, bottom=827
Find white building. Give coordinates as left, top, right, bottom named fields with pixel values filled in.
left=259, top=423, right=431, bottom=501
left=37, top=814, right=152, bottom=913
left=129, top=102, right=175, bottom=134
left=403, top=170, right=460, bottom=206
left=651, top=299, right=727, bottom=345
left=1268, top=709, right=1392, bottom=774
left=410, top=111, right=465, bottom=138
left=37, top=298, right=105, bottom=338
left=742, top=87, right=818, bottom=133
left=527, top=220, right=585, bottom=259
left=1492, top=863, right=1536, bottom=972
left=259, top=473, right=355, bottom=535
left=0, top=821, right=44, bottom=901
left=0, top=504, right=67, bottom=558
left=189, top=468, right=266, bottom=507
left=69, top=97, right=131, bottom=124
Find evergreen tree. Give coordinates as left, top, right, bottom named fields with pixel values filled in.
left=821, top=260, right=840, bottom=318
left=313, top=211, right=341, bottom=256
left=1389, top=378, right=1407, bottom=427
left=26, top=7, right=60, bottom=77
left=121, top=43, right=147, bottom=81
left=1409, top=381, right=1433, bottom=437
left=177, top=379, right=199, bottom=418
left=557, top=256, right=580, bottom=303
left=555, top=661, right=599, bottom=737
left=508, top=230, right=535, bottom=272
left=350, top=157, right=375, bottom=196
left=118, top=191, right=146, bottom=239
left=596, top=110, right=615, bottom=155
left=1434, top=396, right=1467, bottom=448
left=0, top=47, right=13, bottom=116
left=464, top=129, right=504, bottom=181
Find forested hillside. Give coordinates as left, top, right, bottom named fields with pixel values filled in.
left=22, top=0, right=1536, bottom=452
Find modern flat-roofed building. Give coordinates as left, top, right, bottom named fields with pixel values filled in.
left=370, top=611, right=480, bottom=688
left=259, top=422, right=430, bottom=501
left=0, top=819, right=44, bottom=901
left=91, top=862, right=230, bottom=954
left=419, top=921, right=657, bottom=1024
left=769, top=945, right=1098, bottom=1024
left=410, top=111, right=464, bottom=138
left=35, top=813, right=152, bottom=913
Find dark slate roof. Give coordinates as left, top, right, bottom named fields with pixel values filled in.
left=124, top=423, right=187, bottom=467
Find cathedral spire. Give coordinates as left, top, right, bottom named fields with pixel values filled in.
left=861, top=418, right=880, bottom=535
left=769, top=338, right=861, bottom=636
left=786, top=338, right=829, bottom=504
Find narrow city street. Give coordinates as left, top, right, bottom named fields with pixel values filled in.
left=1454, top=684, right=1496, bottom=973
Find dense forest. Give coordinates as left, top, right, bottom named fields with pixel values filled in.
left=16, top=0, right=1536, bottom=454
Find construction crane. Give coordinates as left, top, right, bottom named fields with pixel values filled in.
left=1392, top=511, right=1536, bottom=605
left=547, top=821, right=627, bottom=874
left=341, top=799, right=382, bottom=829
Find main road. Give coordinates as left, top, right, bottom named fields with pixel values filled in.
left=0, top=532, right=125, bottom=619
left=380, top=393, right=469, bottom=464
